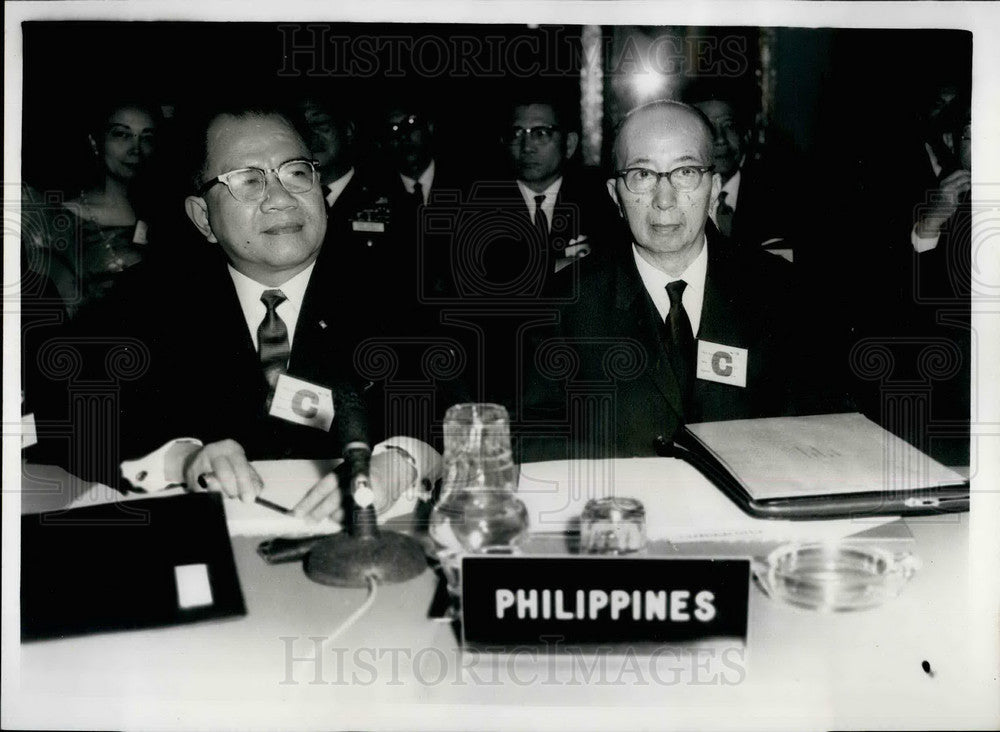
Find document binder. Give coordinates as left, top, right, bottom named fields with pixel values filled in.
left=656, top=413, right=969, bottom=519
left=22, top=492, right=246, bottom=641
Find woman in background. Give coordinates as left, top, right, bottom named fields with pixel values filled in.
left=24, top=100, right=160, bottom=315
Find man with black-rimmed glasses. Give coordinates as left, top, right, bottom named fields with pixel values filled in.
left=521, top=100, right=820, bottom=461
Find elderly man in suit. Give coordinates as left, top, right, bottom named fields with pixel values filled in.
left=522, top=100, right=810, bottom=460
left=41, top=103, right=432, bottom=520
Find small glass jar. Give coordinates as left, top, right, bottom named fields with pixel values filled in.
left=580, top=496, right=647, bottom=555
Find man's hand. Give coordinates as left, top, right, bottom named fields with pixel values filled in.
left=367, top=448, right=419, bottom=513
left=291, top=471, right=344, bottom=524
left=915, top=170, right=971, bottom=238
left=290, top=448, right=417, bottom=523
left=183, top=439, right=263, bottom=503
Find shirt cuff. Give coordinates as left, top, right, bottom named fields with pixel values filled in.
left=372, top=436, right=442, bottom=501
left=912, top=224, right=941, bottom=253
left=120, top=438, right=204, bottom=492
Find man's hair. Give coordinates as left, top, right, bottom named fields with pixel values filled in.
left=681, top=78, right=757, bottom=133
left=177, top=100, right=311, bottom=193
left=610, top=99, right=715, bottom=170
left=507, top=86, right=580, bottom=132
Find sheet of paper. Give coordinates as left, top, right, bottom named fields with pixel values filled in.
left=686, top=413, right=966, bottom=500
left=66, top=459, right=416, bottom=538
left=516, top=458, right=897, bottom=544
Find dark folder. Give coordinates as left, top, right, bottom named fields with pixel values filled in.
left=22, top=492, right=246, bottom=641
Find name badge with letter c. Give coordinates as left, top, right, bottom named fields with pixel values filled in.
left=268, top=374, right=335, bottom=431
left=696, top=340, right=748, bottom=387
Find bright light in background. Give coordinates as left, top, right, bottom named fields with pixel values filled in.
left=632, top=69, right=666, bottom=99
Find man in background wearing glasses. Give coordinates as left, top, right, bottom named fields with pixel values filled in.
left=521, top=100, right=814, bottom=461
left=39, top=103, right=434, bottom=521
left=501, top=93, right=617, bottom=269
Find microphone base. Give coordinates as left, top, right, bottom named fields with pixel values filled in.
left=304, top=531, right=428, bottom=587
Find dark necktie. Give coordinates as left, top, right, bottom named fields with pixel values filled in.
left=534, top=194, right=550, bottom=247
left=411, top=181, right=424, bottom=208
left=258, top=289, right=290, bottom=393
left=715, top=191, right=734, bottom=238
left=664, top=280, right=695, bottom=405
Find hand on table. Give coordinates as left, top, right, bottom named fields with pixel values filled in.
left=290, top=448, right=417, bottom=523
left=183, top=439, right=263, bottom=504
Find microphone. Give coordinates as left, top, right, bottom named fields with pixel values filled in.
left=304, top=384, right=427, bottom=588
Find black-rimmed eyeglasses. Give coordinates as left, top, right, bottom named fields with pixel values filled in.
left=198, top=159, right=319, bottom=203
left=503, top=125, right=561, bottom=145
left=615, top=165, right=715, bottom=194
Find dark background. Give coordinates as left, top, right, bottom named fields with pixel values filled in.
left=21, top=22, right=971, bottom=195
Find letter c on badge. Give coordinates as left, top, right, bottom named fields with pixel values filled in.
left=291, top=389, right=319, bottom=418
left=711, top=352, right=733, bottom=377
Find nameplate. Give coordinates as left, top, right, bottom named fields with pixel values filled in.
left=461, top=556, right=749, bottom=650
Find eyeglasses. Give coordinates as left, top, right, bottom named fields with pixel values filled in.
left=388, top=114, right=426, bottom=137
left=198, top=159, right=319, bottom=203
left=615, top=165, right=715, bottom=194
left=504, top=125, right=560, bottom=145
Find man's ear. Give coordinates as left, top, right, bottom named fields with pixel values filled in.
left=88, top=135, right=99, bottom=156
left=184, top=195, right=218, bottom=243
left=564, top=131, right=580, bottom=160
left=606, top=178, right=623, bottom=217
left=710, top=171, right=722, bottom=206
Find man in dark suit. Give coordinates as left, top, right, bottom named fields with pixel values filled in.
left=39, top=103, right=432, bottom=519
left=522, top=100, right=817, bottom=461
left=884, top=96, right=972, bottom=466
left=499, top=95, right=618, bottom=268
left=685, top=80, right=800, bottom=258
left=299, top=96, right=398, bottom=271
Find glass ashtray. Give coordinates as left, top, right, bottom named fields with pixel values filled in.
left=752, top=542, right=921, bottom=612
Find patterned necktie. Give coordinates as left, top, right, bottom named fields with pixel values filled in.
left=534, top=194, right=550, bottom=247
left=258, top=289, right=290, bottom=392
left=664, top=280, right=695, bottom=404
left=715, top=191, right=734, bottom=238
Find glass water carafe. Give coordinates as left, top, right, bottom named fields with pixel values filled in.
left=428, top=403, right=529, bottom=554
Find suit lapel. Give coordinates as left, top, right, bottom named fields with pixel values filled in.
left=611, top=249, right=685, bottom=419
left=699, top=235, right=751, bottom=348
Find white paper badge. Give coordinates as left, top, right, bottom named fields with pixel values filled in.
left=21, top=412, right=38, bottom=448
left=268, top=374, right=335, bottom=431
left=696, top=340, right=748, bottom=387
left=132, top=219, right=149, bottom=245
left=352, top=220, right=386, bottom=233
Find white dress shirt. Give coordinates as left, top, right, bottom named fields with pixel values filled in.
left=632, top=236, right=709, bottom=336
left=324, top=167, right=355, bottom=208
left=710, top=168, right=741, bottom=226
left=227, top=262, right=315, bottom=350
left=400, top=159, right=435, bottom=204
left=911, top=143, right=945, bottom=253
left=516, top=177, right=563, bottom=232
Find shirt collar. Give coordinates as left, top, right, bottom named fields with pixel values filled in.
left=516, top=176, right=563, bottom=210
left=325, top=167, right=355, bottom=207
left=400, top=159, right=435, bottom=196
left=719, top=168, right=741, bottom=209
left=631, top=235, right=709, bottom=331
left=227, top=260, right=315, bottom=313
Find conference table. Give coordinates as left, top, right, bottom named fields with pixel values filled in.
left=9, top=460, right=998, bottom=730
